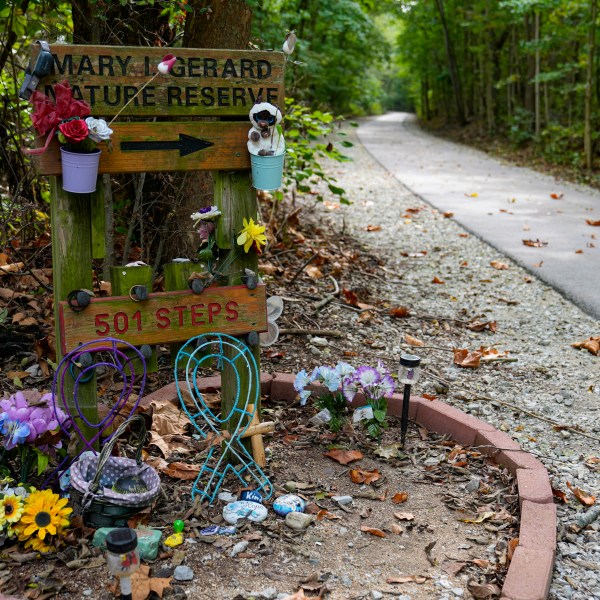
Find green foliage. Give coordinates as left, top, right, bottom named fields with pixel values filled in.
left=282, top=97, right=351, bottom=204
left=315, top=392, right=348, bottom=433
left=362, top=398, right=388, bottom=440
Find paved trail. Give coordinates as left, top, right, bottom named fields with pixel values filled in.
left=358, top=112, right=600, bottom=320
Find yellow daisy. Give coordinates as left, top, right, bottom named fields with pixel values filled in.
left=0, top=494, right=24, bottom=524
left=237, top=217, right=267, bottom=253
left=19, top=489, right=72, bottom=541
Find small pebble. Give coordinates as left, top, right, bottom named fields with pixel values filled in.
left=173, top=565, right=194, bottom=581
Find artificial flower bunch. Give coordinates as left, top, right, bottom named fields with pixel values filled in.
left=0, top=392, right=70, bottom=483
left=295, top=361, right=396, bottom=437
left=57, top=115, right=113, bottom=153
left=0, top=478, right=72, bottom=553
left=237, top=217, right=267, bottom=254
left=191, top=205, right=221, bottom=262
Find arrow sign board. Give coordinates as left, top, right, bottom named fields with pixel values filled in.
left=33, top=121, right=250, bottom=175
left=58, top=284, right=268, bottom=354
left=32, top=44, right=285, bottom=118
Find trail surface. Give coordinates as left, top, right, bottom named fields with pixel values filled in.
left=358, top=112, right=600, bottom=320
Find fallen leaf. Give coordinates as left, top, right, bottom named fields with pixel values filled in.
left=453, top=348, right=482, bottom=368
left=360, top=525, right=387, bottom=538
left=465, top=192, right=479, bottom=197
left=374, top=443, right=402, bottom=459
left=466, top=320, right=497, bottom=332
left=459, top=233, right=469, bottom=238
left=431, top=276, right=445, bottom=284
left=349, top=468, right=382, bottom=485
left=441, top=559, right=466, bottom=576
left=342, top=288, right=359, bottom=307
left=365, top=224, right=382, bottom=232
left=390, top=524, right=403, bottom=535
left=389, top=306, right=410, bottom=318
left=459, top=511, right=495, bottom=524
left=162, top=462, right=201, bottom=480
left=392, top=492, right=408, bottom=504
left=575, top=249, right=584, bottom=254
left=550, top=193, right=563, bottom=199
left=490, top=260, right=508, bottom=270
left=522, top=238, right=548, bottom=247
left=507, top=537, right=519, bottom=562
left=467, top=580, right=502, bottom=599
left=443, top=211, right=454, bottom=218
left=405, top=334, right=424, bottom=347
left=533, top=260, right=544, bottom=267
left=316, top=509, right=340, bottom=521
left=305, top=265, right=323, bottom=279
left=129, top=565, right=171, bottom=600
left=386, top=575, right=427, bottom=584
left=571, top=336, right=600, bottom=356
left=424, top=540, right=437, bottom=565
left=324, top=449, right=363, bottom=465
left=566, top=481, right=596, bottom=506
left=393, top=512, right=415, bottom=521
left=471, top=558, right=491, bottom=569
left=585, top=219, right=600, bottom=226
left=7, top=370, right=31, bottom=380
left=552, top=488, right=569, bottom=503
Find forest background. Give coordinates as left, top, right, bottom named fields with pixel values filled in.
left=1, top=0, right=599, bottom=270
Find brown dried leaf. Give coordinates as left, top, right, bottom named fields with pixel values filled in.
left=571, top=336, right=600, bottom=356
left=585, top=219, right=600, bottom=226
left=490, top=260, right=508, bottom=270
left=365, top=224, right=382, bottom=231
left=459, top=511, right=495, bottom=524
left=316, top=509, right=340, bottom=521
left=342, top=288, right=359, bottom=307
left=405, top=334, right=425, bottom=347
left=431, top=276, right=445, bottom=284
left=393, top=512, right=415, bottom=521
left=324, top=449, right=363, bottom=465
left=392, top=492, right=408, bottom=504
left=390, top=524, right=403, bottom=535
left=522, top=238, right=548, bottom=247
left=443, top=211, right=454, bottom=218
left=389, top=306, right=410, bottom=318
left=453, top=348, right=482, bottom=368
left=466, top=320, right=497, bottom=332
left=552, top=488, right=569, bottom=503
left=507, top=537, right=519, bottom=562
left=130, top=565, right=171, bottom=600
left=305, top=265, right=323, bottom=279
left=349, top=468, right=382, bottom=485
left=441, top=560, right=466, bottom=576
left=550, top=193, right=563, bottom=199
left=467, top=580, right=502, bottom=599
left=360, top=525, right=387, bottom=538
left=162, top=462, right=201, bottom=480
left=566, top=481, right=596, bottom=506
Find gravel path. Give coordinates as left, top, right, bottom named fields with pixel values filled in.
left=317, top=123, right=600, bottom=600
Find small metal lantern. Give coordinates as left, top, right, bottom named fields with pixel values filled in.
left=398, top=353, right=421, bottom=447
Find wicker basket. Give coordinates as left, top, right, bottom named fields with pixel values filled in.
left=70, top=415, right=160, bottom=528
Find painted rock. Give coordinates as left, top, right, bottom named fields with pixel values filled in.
left=223, top=500, right=268, bottom=524
left=273, top=494, right=306, bottom=516
left=285, top=511, right=314, bottom=531
left=240, top=489, right=263, bottom=504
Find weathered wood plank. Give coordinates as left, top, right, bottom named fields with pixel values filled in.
left=50, top=176, right=98, bottom=447
left=33, top=121, right=250, bottom=175
left=35, top=44, right=285, bottom=117
left=58, top=285, right=267, bottom=353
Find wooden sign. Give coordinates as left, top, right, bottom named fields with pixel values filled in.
left=35, top=44, right=285, bottom=118
left=58, top=285, right=267, bottom=354
left=34, top=121, right=250, bottom=175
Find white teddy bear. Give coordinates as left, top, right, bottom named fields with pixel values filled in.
left=247, top=101, right=285, bottom=156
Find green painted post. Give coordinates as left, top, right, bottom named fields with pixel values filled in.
left=164, top=260, right=197, bottom=364
left=90, top=178, right=105, bottom=260
left=109, top=264, right=157, bottom=373
left=214, top=171, right=260, bottom=449
left=50, top=176, right=98, bottom=446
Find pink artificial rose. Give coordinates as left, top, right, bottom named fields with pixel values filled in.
left=58, top=118, right=89, bottom=143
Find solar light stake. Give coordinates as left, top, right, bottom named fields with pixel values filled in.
left=398, top=353, right=421, bottom=447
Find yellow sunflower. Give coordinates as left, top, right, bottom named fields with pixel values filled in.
left=0, top=494, right=24, bottom=524
left=24, top=534, right=56, bottom=554
left=19, top=489, right=72, bottom=541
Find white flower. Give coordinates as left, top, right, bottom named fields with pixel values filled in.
left=191, top=206, right=221, bottom=226
left=85, top=117, right=113, bottom=142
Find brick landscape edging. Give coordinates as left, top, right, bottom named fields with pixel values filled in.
left=140, top=372, right=557, bottom=600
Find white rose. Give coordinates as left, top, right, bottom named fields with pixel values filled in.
left=85, top=117, right=113, bottom=142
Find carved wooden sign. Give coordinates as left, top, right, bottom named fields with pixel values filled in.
left=37, top=45, right=285, bottom=117
left=58, top=285, right=267, bottom=353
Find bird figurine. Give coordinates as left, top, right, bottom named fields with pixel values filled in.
left=282, top=30, right=296, bottom=57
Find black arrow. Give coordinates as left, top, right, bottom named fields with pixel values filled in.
left=120, top=134, right=214, bottom=157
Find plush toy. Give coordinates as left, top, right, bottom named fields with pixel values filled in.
left=247, top=101, right=284, bottom=156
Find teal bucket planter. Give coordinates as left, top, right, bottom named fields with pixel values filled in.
left=60, top=147, right=101, bottom=194
left=250, top=152, right=285, bottom=192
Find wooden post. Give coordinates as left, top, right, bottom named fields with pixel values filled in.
left=164, top=261, right=198, bottom=365
left=50, top=176, right=98, bottom=446
left=214, top=171, right=261, bottom=454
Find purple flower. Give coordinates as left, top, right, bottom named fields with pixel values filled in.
left=355, top=366, right=380, bottom=387
left=342, top=375, right=359, bottom=403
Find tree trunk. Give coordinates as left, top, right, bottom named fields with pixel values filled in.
left=434, top=0, right=467, bottom=125
left=585, top=0, right=598, bottom=169
left=534, top=11, right=541, bottom=137
left=159, top=0, right=254, bottom=262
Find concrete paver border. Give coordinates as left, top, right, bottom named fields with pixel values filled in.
left=142, top=372, right=557, bottom=600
